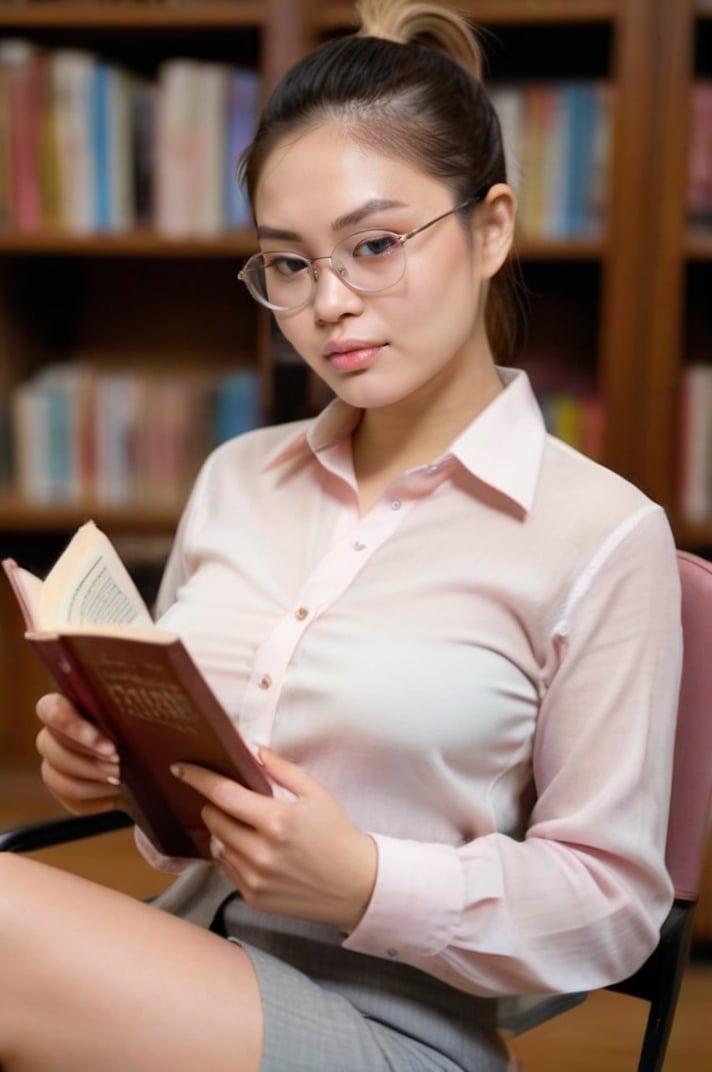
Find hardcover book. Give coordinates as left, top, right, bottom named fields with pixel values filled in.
left=2, top=520, right=272, bottom=859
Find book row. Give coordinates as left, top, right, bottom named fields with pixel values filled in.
left=0, top=361, right=606, bottom=511
left=0, top=40, right=260, bottom=236
left=688, top=82, right=712, bottom=226
left=490, top=81, right=612, bottom=240
left=4, top=365, right=262, bottom=506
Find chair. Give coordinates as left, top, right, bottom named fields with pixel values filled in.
left=2, top=551, right=711, bottom=1072
left=602, top=550, right=712, bottom=1071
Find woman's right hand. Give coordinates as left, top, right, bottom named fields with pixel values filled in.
left=36, top=693, right=123, bottom=815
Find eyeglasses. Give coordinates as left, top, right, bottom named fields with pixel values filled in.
left=238, top=190, right=489, bottom=312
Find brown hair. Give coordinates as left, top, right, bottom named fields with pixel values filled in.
left=240, top=0, right=525, bottom=363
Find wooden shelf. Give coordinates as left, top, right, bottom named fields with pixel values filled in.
left=0, top=229, right=604, bottom=260
left=0, top=230, right=256, bottom=258
left=0, top=1, right=268, bottom=31
left=317, top=0, right=621, bottom=30
left=0, top=494, right=180, bottom=533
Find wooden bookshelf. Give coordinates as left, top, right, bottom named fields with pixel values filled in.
left=633, top=0, right=712, bottom=546
left=0, top=2, right=707, bottom=775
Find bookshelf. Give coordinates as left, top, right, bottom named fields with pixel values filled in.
left=0, top=4, right=702, bottom=757
left=637, top=0, right=712, bottom=551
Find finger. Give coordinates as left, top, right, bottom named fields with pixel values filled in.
left=37, top=727, right=121, bottom=787
left=257, top=747, right=322, bottom=799
left=171, top=763, right=272, bottom=827
left=36, top=693, right=119, bottom=762
left=40, top=759, right=123, bottom=815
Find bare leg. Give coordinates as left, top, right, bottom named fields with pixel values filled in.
left=0, top=854, right=263, bottom=1072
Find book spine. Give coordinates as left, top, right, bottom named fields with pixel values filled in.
left=225, top=67, right=260, bottom=229
left=2, top=40, right=43, bottom=232
left=688, top=81, right=712, bottom=226
left=678, top=364, right=712, bottom=523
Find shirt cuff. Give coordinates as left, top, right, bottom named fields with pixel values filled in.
left=133, top=824, right=195, bottom=874
left=342, top=833, right=465, bottom=962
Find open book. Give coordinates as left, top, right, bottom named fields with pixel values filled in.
left=2, top=520, right=272, bottom=859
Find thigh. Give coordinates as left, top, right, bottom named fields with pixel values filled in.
left=0, top=854, right=262, bottom=1072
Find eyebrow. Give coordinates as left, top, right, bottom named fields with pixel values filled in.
left=256, top=198, right=409, bottom=242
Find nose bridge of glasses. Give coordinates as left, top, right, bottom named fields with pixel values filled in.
left=310, top=250, right=349, bottom=284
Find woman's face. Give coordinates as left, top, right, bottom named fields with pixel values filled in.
left=253, top=123, right=508, bottom=415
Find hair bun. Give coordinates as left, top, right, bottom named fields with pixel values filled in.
left=357, top=0, right=483, bottom=81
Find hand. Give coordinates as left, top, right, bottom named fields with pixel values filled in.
left=172, top=749, right=378, bottom=933
left=36, top=693, right=123, bottom=816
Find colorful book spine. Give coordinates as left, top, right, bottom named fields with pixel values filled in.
left=491, top=79, right=611, bottom=240
left=0, top=40, right=260, bottom=236
left=9, top=366, right=264, bottom=507
left=225, top=68, right=260, bottom=229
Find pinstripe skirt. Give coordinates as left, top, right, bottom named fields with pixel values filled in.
left=219, top=897, right=509, bottom=1072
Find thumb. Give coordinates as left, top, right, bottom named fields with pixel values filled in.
left=258, top=747, right=322, bottom=800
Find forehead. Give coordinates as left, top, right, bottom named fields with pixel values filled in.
left=253, top=123, right=448, bottom=227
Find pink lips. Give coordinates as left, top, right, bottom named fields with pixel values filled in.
left=324, top=340, right=385, bottom=373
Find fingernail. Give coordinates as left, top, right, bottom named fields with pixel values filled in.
left=210, top=836, right=225, bottom=860
left=87, top=730, right=119, bottom=763
left=170, top=764, right=184, bottom=779
left=107, top=775, right=121, bottom=787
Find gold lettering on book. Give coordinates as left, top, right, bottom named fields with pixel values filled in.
left=97, top=655, right=201, bottom=737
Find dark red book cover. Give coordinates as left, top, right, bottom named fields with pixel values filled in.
left=26, top=630, right=272, bottom=859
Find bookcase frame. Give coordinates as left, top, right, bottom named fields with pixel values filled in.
left=637, top=0, right=712, bottom=551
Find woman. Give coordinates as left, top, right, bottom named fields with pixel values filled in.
left=0, top=2, right=681, bottom=1070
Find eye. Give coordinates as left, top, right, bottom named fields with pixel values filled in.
left=264, top=254, right=309, bottom=277
left=351, top=233, right=401, bottom=259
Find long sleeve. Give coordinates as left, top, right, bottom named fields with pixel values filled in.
left=344, top=506, right=682, bottom=998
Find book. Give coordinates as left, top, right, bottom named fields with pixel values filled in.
left=688, top=81, right=712, bottom=226
left=2, top=520, right=272, bottom=859
left=678, top=364, right=712, bottom=524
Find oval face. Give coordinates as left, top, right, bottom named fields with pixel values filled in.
left=253, top=122, right=495, bottom=420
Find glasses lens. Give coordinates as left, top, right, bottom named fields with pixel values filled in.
left=335, top=231, right=405, bottom=292
left=244, top=253, right=312, bottom=310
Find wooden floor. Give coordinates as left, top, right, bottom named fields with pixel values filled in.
left=1, top=768, right=710, bottom=1071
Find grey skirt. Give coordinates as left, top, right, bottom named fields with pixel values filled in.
left=219, top=896, right=509, bottom=1072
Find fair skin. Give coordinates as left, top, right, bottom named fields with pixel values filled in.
left=257, top=125, right=515, bottom=512
left=0, top=124, right=515, bottom=1069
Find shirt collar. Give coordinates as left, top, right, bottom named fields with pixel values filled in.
left=263, top=368, right=546, bottom=514
left=448, top=368, right=547, bottom=513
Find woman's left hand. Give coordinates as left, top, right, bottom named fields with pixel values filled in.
left=171, top=750, right=378, bottom=933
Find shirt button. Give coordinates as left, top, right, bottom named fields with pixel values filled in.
left=258, top=674, right=272, bottom=690
left=386, top=947, right=399, bottom=959
left=391, top=499, right=402, bottom=510
left=295, top=606, right=309, bottom=621
left=352, top=540, right=366, bottom=552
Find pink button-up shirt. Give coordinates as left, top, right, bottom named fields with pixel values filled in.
left=147, top=368, right=682, bottom=1000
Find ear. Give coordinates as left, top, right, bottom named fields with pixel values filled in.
left=475, top=183, right=517, bottom=280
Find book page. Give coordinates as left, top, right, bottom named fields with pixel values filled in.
left=40, top=521, right=154, bottom=629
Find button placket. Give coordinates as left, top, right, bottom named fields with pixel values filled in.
left=241, top=496, right=415, bottom=745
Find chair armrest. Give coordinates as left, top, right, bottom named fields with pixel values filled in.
left=0, top=811, right=133, bottom=853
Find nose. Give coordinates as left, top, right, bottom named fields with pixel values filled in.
left=311, top=259, right=363, bottom=322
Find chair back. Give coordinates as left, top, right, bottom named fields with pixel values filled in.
left=667, top=550, right=712, bottom=901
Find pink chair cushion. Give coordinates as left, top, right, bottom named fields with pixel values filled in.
left=666, top=551, right=712, bottom=900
